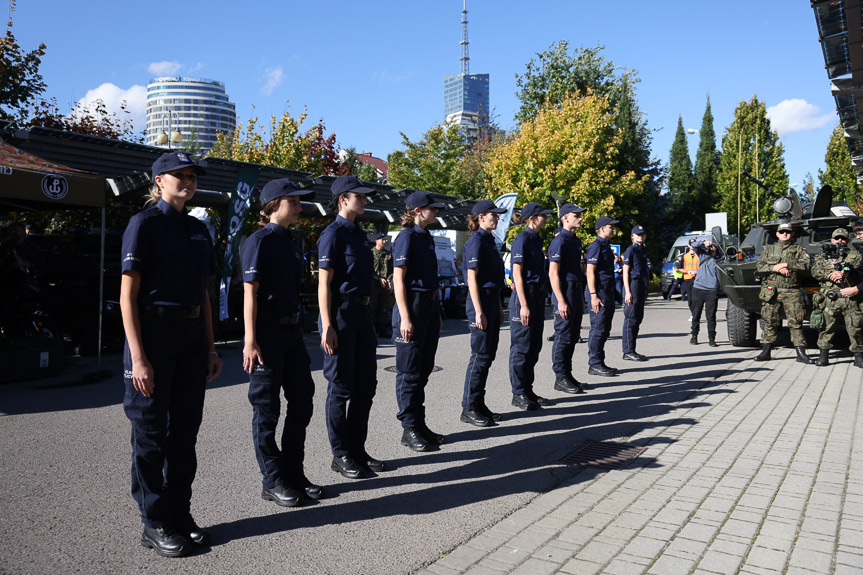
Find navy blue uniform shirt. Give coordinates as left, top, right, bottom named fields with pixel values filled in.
left=241, top=223, right=302, bottom=317
left=623, top=243, right=649, bottom=279
left=510, top=227, right=547, bottom=286
left=317, top=215, right=373, bottom=296
left=586, top=236, right=616, bottom=288
left=393, top=225, right=438, bottom=292
left=462, top=227, right=505, bottom=288
left=121, top=198, right=213, bottom=307
left=547, top=229, right=584, bottom=283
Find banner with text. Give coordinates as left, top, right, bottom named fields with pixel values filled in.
left=219, top=167, right=260, bottom=321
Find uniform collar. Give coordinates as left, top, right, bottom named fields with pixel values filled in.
left=412, top=224, right=429, bottom=235
left=524, top=227, right=539, bottom=239
left=476, top=227, right=493, bottom=241
left=560, top=228, right=576, bottom=239
left=157, top=198, right=186, bottom=222
left=595, top=235, right=609, bottom=246
left=334, top=214, right=357, bottom=230
left=778, top=239, right=793, bottom=246
left=265, top=222, right=290, bottom=237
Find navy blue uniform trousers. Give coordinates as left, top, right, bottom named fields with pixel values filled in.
left=509, top=287, right=546, bottom=394
left=393, top=294, right=441, bottom=428
left=588, top=287, right=616, bottom=367
left=462, top=290, right=502, bottom=410
left=320, top=301, right=377, bottom=457
left=552, top=282, right=585, bottom=378
left=622, top=277, right=648, bottom=354
left=123, top=316, right=206, bottom=529
left=248, top=321, right=314, bottom=490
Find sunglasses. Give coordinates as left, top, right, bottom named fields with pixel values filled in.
left=777, top=230, right=793, bottom=235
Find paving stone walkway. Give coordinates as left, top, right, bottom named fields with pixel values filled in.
left=417, top=349, right=863, bottom=575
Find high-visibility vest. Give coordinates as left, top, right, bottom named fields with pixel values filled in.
left=683, top=252, right=699, bottom=279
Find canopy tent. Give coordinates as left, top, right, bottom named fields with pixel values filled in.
left=0, top=139, right=110, bottom=371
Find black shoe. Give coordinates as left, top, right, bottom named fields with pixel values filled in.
left=815, top=349, right=829, bottom=367
left=690, top=335, right=698, bottom=345
left=855, top=352, right=863, bottom=369
left=460, top=408, right=494, bottom=427
left=525, top=390, right=551, bottom=406
left=176, top=515, right=210, bottom=546
left=418, top=424, right=445, bottom=445
left=262, top=484, right=304, bottom=507
left=569, top=374, right=590, bottom=390
left=511, top=394, right=540, bottom=411
left=795, top=346, right=812, bottom=365
left=401, top=427, right=432, bottom=452
left=290, top=474, right=325, bottom=500
left=140, top=525, right=190, bottom=558
left=331, top=455, right=365, bottom=479
left=356, top=452, right=386, bottom=472
left=546, top=334, right=555, bottom=341
left=708, top=339, right=718, bottom=347
left=622, top=352, right=647, bottom=362
left=477, top=404, right=502, bottom=422
left=755, top=343, right=772, bottom=361
left=588, top=365, right=617, bottom=377
left=554, top=376, right=585, bottom=395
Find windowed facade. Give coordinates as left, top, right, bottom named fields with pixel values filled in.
left=145, top=77, right=237, bottom=153
left=443, top=73, right=489, bottom=119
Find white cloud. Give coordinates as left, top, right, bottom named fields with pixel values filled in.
left=187, top=62, right=205, bottom=74
left=147, top=60, right=182, bottom=76
left=766, top=99, right=834, bottom=137
left=75, top=83, right=148, bottom=133
left=261, top=66, right=285, bottom=96
left=374, top=69, right=416, bottom=85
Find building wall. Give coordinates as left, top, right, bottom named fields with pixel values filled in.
left=443, top=73, right=490, bottom=119
left=145, top=77, right=237, bottom=154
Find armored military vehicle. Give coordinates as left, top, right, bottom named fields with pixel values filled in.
left=717, top=185, right=860, bottom=347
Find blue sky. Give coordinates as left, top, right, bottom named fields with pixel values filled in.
left=13, top=1, right=836, bottom=193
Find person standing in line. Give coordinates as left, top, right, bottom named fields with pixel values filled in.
left=370, top=232, right=394, bottom=339
left=392, top=191, right=447, bottom=451
left=681, top=239, right=700, bottom=311
left=688, top=240, right=721, bottom=347
left=460, top=199, right=507, bottom=428
left=548, top=203, right=590, bottom=395
left=242, top=179, right=322, bottom=508
left=508, top=202, right=553, bottom=411
left=754, top=223, right=812, bottom=364
left=120, top=151, right=222, bottom=558
left=318, top=175, right=386, bottom=479
left=839, top=220, right=863, bottom=368
left=622, top=225, right=650, bottom=361
left=586, top=216, right=620, bottom=377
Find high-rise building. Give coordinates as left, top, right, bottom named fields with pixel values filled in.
left=443, top=1, right=489, bottom=143
left=145, top=76, right=237, bottom=154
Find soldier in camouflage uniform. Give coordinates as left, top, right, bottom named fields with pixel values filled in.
left=370, top=232, right=394, bottom=338
left=812, top=228, right=863, bottom=367
left=754, top=223, right=812, bottom=364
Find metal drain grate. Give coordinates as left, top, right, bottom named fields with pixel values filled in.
left=383, top=365, right=443, bottom=373
left=559, top=440, right=647, bottom=470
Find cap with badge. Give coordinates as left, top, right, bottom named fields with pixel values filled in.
left=331, top=175, right=376, bottom=197
left=594, top=216, right=619, bottom=230
left=372, top=232, right=387, bottom=241
left=558, top=203, right=587, bottom=218
left=471, top=199, right=507, bottom=215
left=520, top=202, right=553, bottom=219
left=832, top=228, right=849, bottom=239
left=405, top=190, right=445, bottom=210
left=152, top=151, right=206, bottom=179
left=631, top=225, right=646, bottom=235
left=260, top=178, right=314, bottom=204
left=777, top=223, right=796, bottom=232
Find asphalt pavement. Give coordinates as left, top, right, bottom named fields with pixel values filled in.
left=3, top=296, right=851, bottom=575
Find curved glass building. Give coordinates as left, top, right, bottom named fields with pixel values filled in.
left=145, top=76, right=237, bottom=154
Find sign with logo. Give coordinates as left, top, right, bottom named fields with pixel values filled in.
left=41, top=175, right=69, bottom=200
left=219, top=166, right=260, bottom=320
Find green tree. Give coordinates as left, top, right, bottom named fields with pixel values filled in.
left=339, top=146, right=363, bottom=175
left=819, top=123, right=862, bottom=213
left=0, top=1, right=46, bottom=123
left=801, top=171, right=816, bottom=203
left=667, top=116, right=695, bottom=217
left=717, top=96, right=788, bottom=237
left=357, top=161, right=379, bottom=183
left=387, top=123, right=468, bottom=196
left=487, top=92, right=647, bottom=243
left=693, top=96, right=719, bottom=215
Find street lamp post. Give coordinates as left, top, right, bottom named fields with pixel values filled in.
left=155, top=112, right=183, bottom=149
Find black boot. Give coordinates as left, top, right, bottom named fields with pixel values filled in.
left=690, top=334, right=698, bottom=345
left=755, top=343, right=771, bottom=361
left=815, top=349, right=829, bottom=367
left=855, top=353, right=863, bottom=369
left=795, top=347, right=812, bottom=365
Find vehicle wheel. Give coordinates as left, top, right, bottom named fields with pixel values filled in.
left=727, top=300, right=758, bottom=347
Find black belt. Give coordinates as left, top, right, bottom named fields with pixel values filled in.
left=339, top=294, right=371, bottom=306
left=480, top=287, right=500, bottom=295
left=410, top=291, right=439, bottom=301
left=524, top=284, right=545, bottom=294
left=278, top=312, right=301, bottom=325
left=141, top=305, right=200, bottom=321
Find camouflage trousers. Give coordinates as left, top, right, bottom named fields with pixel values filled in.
left=817, top=295, right=863, bottom=352
left=760, top=288, right=807, bottom=347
